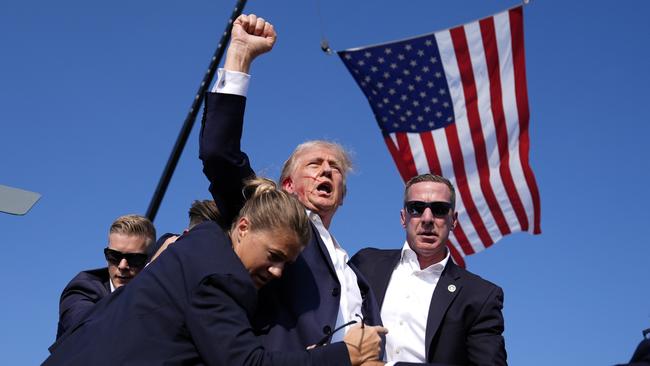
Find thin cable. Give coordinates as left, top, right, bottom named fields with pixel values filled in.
left=314, top=0, right=333, bottom=54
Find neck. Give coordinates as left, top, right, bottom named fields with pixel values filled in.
left=417, top=249, right=447, bottom=270
left=316, top=210, right=335, bottom=229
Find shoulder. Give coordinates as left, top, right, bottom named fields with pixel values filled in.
left=448, top=262, right=503, bottom=298
left=351, top=247, right=400, bottom=266
left=163, top=221, right=247, bottom=280
left=60, top=268, right=110, bottom=303
left=173, top=221, right=228, bottom=251
left=66, top=268, right=110, bottom=288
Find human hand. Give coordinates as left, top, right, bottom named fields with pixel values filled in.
left=343, top=324, right=388, bottom=366
left=224, top=14, right=277, bottom=73
left=361, top=361, right=385, bottom=366
left=149, top=235, right=179, bottom=263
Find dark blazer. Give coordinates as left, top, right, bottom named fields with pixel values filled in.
left=351, top=248, right=507, bottom=366
left=56, top=267, right=110, bottom=339
left=617, top=338, right=650, bottom=366
left=45, top=221, right=350, bottom=366
left=199, top=92, right=382, bottom=351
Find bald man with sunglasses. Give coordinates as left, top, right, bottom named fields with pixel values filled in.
left=55, top=214, right=155, bottom=339
left=351, top=174, right=507, bottom=366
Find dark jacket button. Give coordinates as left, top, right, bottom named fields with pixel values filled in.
left=331, top=287, right=340, bottom=296
left=323, top=325, right=332, bottom=335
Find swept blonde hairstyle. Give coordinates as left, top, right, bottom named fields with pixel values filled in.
left=109, top=214, right=156, bottom=248
left=232, top=177, right=311, bottom=246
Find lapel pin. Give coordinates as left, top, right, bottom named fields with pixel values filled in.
left=447, top=284, right=456, bottom=293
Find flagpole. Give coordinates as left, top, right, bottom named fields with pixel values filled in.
left=145, top=0, right=248, bottom=221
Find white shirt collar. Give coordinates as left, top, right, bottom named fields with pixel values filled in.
left=400, top=241, right=450, bottom=275
left=307, top=210, right=342, bottom=250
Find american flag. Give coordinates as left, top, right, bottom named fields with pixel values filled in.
left=338, top=6, right=541, bottom=266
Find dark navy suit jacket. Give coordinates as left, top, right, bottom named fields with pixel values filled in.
left=199, top=92, right=382, bottom=351
left=351, top=248, right=507, bottom=366
left=56, top=267, right=110, bottom=339
left=45, top=221, right=350, bottom=366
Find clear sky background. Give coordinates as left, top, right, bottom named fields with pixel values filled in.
left=1, top=0, right=649, bottom=364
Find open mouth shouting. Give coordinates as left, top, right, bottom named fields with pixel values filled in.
left=315, top=181, right=333, bottom=196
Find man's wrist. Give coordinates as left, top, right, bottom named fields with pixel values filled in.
left=223, top=43, right=253, bottom=73
left=211, top=69, right=250, bottom=96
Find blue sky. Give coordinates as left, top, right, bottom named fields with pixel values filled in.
left=1, top=0, right=649, bottom=364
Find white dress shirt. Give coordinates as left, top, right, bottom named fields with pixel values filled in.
left=211, top=70, right=364, bottom=341
left=211, top=68, right=250, bottom=96
left=382, top=242, right=450, bottom=364
left=308, top=211, right=363, bottom=343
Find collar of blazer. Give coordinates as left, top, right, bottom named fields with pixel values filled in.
left=424, top=261, right=463, bottom=360
left=309, top=221, right=339, bottom=280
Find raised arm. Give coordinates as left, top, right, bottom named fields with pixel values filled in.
left=199, top=14, right=276, bottom=227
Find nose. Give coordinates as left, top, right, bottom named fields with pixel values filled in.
left=421, top=207, right=435, bottom=225
left=319, top=161, right=332, bottom=177
left=117, top=258, right=130, bottom=270
left=268, top=263, right=284, bottom=279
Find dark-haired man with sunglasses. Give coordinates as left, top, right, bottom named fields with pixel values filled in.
left=351, top=174, right=507, bottom=365
left=55, top=214, right=155, bottom=339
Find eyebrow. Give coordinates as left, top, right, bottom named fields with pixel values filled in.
left=270, top=249, right=288, bottom=261
left=307, top=157, right=341, bottom=167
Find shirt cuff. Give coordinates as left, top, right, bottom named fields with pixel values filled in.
left=211, top=68, right=250, bottom=96
left=385, top=363, right=397, bottom=366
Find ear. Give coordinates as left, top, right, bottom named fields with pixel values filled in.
left=235, top=216, right=251, bottom=241
left=450, top=211, right=458, bottom=230
left=281, top=177, right=294, bottom=193
left=400, top=209, right=407, bottom=228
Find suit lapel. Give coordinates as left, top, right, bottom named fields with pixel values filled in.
left=424, top=260, right=462, bottom=360
left=310, top=222, right=338, bottom=279
left=373, top=250, right=401, bottom=307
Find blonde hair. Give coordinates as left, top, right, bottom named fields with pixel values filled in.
left=109, top=214, right=156, bottom=247
left=279, top=140, right=353, bottom=198
left=232, top=177, right=311, bottom=246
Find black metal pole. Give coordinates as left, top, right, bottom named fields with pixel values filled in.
left=146, top=0, right=248, bottom=221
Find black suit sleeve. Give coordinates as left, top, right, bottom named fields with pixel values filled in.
left=199, top=92, right=255, bottom=227
left=56, top=275, right=108, bottom=339
left=465, top=285, right=507, bottom=366
left=187, top=274, right=352, bottom=366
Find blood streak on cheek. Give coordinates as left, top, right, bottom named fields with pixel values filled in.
left=299, top=175, right=320, bottom=192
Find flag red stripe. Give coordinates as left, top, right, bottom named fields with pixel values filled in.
left=452, top=220, right=475, bottom=256
left=395, top=132, right=419, bottom=180
left=420, top=132, right=476, bottom=255
left=443, top=122, right=493, bottom=247
left=447, top=240, right=466, bottom=268
left=384, top=135, right=411, bottom=181
left=510, top=7, right=542, bottom=234
left=419, top=132, right=443, bottom=175
left=479, top=15, right=530, bottom=232
left=449, top=26, right=510, bottom=239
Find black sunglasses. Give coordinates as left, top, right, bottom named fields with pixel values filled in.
left=103, top=248, right=148, bottom=268
left=404, top=201, right=452, bottom=217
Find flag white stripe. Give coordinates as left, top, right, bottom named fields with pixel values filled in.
left=438, top=27, right=497, bottom=250
left=494, top=10, right=536, bottom=233
left=430, top=126, right=485, bottom=254
left=465, top=20, right=521, bottom=234
left=452, top=21, right=504, bottom=243
left=406, top=133, right=431, bottom=175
